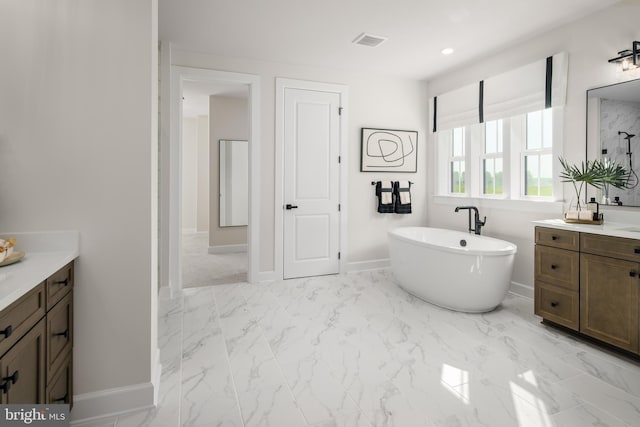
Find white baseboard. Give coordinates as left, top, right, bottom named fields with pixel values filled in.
left=257, top=270, right=278, bottom=282
left=345, top=258, right=390, bottom=272
left=208, top=244, right=247, bottom=254
left=158, top=285, right=173, bottom=299
left=151, top=348, right=162, bottom=405
left=71, top=365, right=160, bottom=425
left=509, top=281, right=533, bottom=299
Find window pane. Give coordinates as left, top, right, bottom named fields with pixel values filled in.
left=485, top=121, right=497, bottom=153
left=527, top=111, right=542, bottom=149
left=451, top=161, right=465, bottom=193
left=543, top=108, right=553, bottom=148
left=453, top=127, right=464, bottom=156
left=539, top=154, right=553, bottom=196
left=495, top=158, right=503, bottom=195
left=483, top=158, right=503, bottom=195
left=483, top=159, right=493, bottom=194
left=525, top=155, right=540, bottom=196
left=497, top=120, right=503, bottom=152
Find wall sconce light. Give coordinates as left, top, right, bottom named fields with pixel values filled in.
left=609, top=41, right=640, bottom=71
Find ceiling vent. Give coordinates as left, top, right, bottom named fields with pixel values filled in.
left=352, top=32, right=388, bottom=48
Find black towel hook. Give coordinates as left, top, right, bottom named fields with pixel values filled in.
left=371, top=181, right=414, bottom=185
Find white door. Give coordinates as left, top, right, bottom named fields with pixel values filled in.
left=283, top=87, right=341, bottom=279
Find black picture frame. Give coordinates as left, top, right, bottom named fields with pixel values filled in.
left=360, top=127, right=418, bottom=172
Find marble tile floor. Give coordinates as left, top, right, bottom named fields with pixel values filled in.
left=181, top=233, right=247, bottom=288
left=112, top=269, right=640, bottom=427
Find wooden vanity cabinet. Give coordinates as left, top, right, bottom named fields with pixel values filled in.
left=580, top=234, right=640, bottom=353
left=534, top=228, right=580, bottom=330
left=0, top=318, right=46, bottom=404
left=0, top=262, right=74, bottom=405
left=535, top=227, right=640, bottom=355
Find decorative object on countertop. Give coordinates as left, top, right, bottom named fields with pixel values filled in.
left=393, top=181, right=412, bottom=214
left=595, top=156, right=631, bottom=204
left=361, top=128, right=418, bottom=172
left=559, top=157, right=628, bottom=224
left=0, top=238, right=23, bottom=266
left=374, top=180, right=394, bottom=213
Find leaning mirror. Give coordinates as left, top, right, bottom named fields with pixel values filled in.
left=219, top=139, right=249, bottom=227
left=586, top=78, right=640, bottom=206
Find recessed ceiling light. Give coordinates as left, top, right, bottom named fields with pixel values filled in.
left=441, top=48, right=454, bottom=55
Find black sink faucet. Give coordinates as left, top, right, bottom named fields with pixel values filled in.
left=454, top=206, right=486, bottom=235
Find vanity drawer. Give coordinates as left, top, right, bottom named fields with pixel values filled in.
left=535, top=281, right=579, bottom=331
left=46, top=292, right=72, bottom=382
left=535, top=227, right=579, bottom=251
left=46, top=262, right=73, bottom=310
left=535, top=245, right=580, bottom=291
left=581, top=233, right=640, bottom=262
left=0, top=283, right=46, bottom=357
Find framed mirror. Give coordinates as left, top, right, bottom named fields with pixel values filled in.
left=586, top=78, right=640, bottom=206
left=219, top=139, right=248, bottom=227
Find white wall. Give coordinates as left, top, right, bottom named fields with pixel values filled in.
left=182, top=117, right=198, bottom=231
left=0, top=0, right=158, bottom=420
left=196, top=115, right=210, bottom=232
left=182, top=115, right=209, bottom=233
left=171, top=51, right=429, bottom=272
left=426, top=0, right=640, bottom=294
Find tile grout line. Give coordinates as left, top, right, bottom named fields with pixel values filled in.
left=177, top=293, right=185, bottom=427
left=249, top=282, right=314, bottom=426
left=210, top=285, right=247, bottom=427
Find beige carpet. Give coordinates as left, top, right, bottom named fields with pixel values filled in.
left=181, top=233, right=247, bottom=288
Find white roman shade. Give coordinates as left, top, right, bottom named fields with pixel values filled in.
left=433, top=82, right=479, bottom=131
left=484, top=52, right=568, bottom=121
left=431, top=52, right=568, bottom=131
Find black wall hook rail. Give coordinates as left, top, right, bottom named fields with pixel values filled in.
left=371, top=181, right=414, bottom=185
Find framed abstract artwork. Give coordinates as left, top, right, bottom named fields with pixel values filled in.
left=360, top=128, right=418, bottom=172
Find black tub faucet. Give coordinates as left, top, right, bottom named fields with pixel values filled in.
left=454, top=206, right=486, bottom=235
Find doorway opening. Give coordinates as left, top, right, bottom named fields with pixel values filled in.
left=181, top=81, right=249, bottom=287
left=162, top=67, right=260, bottom=295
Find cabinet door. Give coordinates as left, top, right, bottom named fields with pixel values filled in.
left=47, top=292, right=73, bottom=383
left=0, top=318, right=46, bottom=404
left=580, top=253, right=639, bottom=353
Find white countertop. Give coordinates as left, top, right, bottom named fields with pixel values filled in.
left=0, top=231, right=79, bottom=312
left=533, top=219, right=640, bottom=240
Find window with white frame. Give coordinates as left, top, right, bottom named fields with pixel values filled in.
left=482, top=119, right=503, bottom=196
left=436, top=108, right=557, bottom=201
left=449, top=127, right=466, bottom=194
left=523, top=109, right=553, bottom=197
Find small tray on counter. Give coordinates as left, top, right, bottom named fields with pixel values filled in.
left=563, top=213, right=604, bottom=225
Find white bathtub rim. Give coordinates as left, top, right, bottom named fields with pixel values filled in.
left=388, top=227, right=517, bottom=257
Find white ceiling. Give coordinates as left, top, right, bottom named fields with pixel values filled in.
left=159, top=0, right=621, bottom=81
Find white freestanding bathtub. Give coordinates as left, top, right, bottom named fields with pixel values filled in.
left=388, top=227, right=517, bottom=313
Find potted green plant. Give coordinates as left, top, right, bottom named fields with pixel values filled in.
left=591, top=158, right=629, bottom=204
left=559, top=157, right=629, bottom=221
left=559, top=157, right=598, bottom=217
